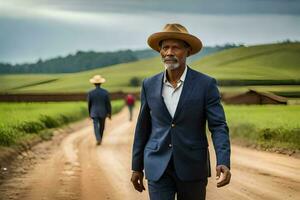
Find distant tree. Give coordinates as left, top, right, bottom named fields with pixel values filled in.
left=216, top=43, right=245, bottom=49
left=280, top=39, right=292, bottom=44
left=37, top=58, right=43, bottom=64
left=129, top=77, right=141, bottom=87
left=0, top=50, right=143, bottom=74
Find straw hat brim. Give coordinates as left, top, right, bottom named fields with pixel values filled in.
left=89, top=78, right=106, bottom=84
left=147, top=32, right=202, bottom=55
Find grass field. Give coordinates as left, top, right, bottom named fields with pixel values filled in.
left=0, top=100, right=124, bottom=146
left=224, top=105, right=300, bottom=150
left=192, top=42, right=300, bottom=80
left=0, top=42, right=299, bottom=94
left=0, top=101, right=299, bottom=151
left=0, top=75, right=59, bottom=93
left=0, top=57, right=162, bottom=93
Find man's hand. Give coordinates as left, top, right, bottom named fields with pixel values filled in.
left=216, top=165, right=231, bottom=188
left=107, top=114, right=111, bottom=120
left=131, top=171, right=145, bottom=192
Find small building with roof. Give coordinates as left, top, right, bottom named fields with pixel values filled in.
left=222, top=89, right=288, bottom=105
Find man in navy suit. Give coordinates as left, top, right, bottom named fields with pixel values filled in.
left=131, top=24, right=231, bottom=200
left=87, top=75, right=111, bottom=145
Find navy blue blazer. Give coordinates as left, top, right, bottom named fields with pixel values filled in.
left=132, top=67, right=230, bottom=181
left=87, top=87, right=111, bottom=118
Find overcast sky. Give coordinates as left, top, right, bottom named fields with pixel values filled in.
left=1, top=0, right=300, bottom=64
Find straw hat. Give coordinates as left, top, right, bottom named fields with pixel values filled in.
left=147, top=23, right=202, bottom=55
left=89, top=75, right=106, bottom=84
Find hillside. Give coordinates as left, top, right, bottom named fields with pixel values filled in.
left=192, top=42, right=300, bottom=81
left=0, top=42, right=299, bottom=94
left=0, top=50, right=140, bottom=74
left=0, top=45, right=234, bottom=74
left=0, top=57, right=162, bottom=93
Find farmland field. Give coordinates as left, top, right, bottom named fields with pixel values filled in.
left=224, top=105, right=300, bottom=150
left=0, top=43, right=299, bottom=94
left=0, top=100, right=124, bottom=146
left=192, top=42, right=300, bottom=80
left=0, top=57, right=162, bottom=93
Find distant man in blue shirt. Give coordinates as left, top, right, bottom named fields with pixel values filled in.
left=131, top=24, right=231, bottom=200
left=87, top=75, right=111, bottom=145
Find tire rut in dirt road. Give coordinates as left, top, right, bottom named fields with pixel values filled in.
left=1, top=107, right=300, bottom=200
left=0, top=109, right=147, bottom=200
left=0, top=126, right=84, bottom=200
left=77, top=108, right=148, bottom=200
left=18, top=127, right=84, bottom=200
left=206, top=145, right=300, bottom=200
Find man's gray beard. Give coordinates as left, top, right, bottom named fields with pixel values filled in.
left=163, top=62, right=180, bottom=70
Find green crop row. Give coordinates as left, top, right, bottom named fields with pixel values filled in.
left=224, top=105, right=300, bottom=150
left=0, top=100, right=124, bottom=146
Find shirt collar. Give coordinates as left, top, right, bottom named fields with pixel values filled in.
left=163, top=65, right=188, bottom=84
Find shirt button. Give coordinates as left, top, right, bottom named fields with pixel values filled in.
left=171, top=123, right=175, bottom=127
left=169, top=144, right=172, bottom=148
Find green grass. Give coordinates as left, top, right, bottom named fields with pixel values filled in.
left=0, top=57, right=162, bottom=93
left=192, top=42, right=300, bottom=80
left=0, top=100, right=124, bottom=146
left=224, top=105, right=300, bottom=150
left=1, top=42, right=299, bottom=94
left=0, top=74, right=59, bottom=93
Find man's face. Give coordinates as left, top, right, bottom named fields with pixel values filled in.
left=160, top=39, right=190, bottom=70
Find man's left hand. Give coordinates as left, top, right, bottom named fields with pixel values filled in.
left=216, top=165, right=231, bottom=188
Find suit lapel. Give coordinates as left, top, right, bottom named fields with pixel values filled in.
left=154, top=72, right=172, bottom=120
left=173, top=67, right=196, bottom=120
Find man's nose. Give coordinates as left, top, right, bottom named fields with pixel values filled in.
left=165, top=48, right=175, bottom=56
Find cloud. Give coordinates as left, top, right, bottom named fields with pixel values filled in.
left=0, top=0, right=299, bottom=63
left=1, top=0, right=300, bottom=19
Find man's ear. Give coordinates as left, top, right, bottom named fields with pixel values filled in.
left=187, top=47, right=192, bottom=57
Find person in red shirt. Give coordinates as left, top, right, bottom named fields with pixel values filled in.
left=125, top=94, right=135, bottom=121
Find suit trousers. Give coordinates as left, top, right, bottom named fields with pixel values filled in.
left=148, top=157, right=208, bottom=200
left=92, top=117, right=106, bottom=142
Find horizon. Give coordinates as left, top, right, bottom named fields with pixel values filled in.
left=1, top=41, right=296, bottom=66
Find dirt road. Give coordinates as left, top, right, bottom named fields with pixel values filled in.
left=0, top=108, right=299, bottom=200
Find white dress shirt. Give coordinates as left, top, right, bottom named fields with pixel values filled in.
left=162, top=66, right=187, bottom=118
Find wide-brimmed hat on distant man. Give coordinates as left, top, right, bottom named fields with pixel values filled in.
left=89, top=75, right=106, bottom=84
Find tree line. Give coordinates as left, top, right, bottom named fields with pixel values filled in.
left=0, top=49, right=158, bottom=74
left=0, top=44, right=241, bottom=74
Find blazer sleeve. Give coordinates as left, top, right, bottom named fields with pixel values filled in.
left=205, top=78, right=231, bottom=169
left=87, top=93, right=91, bottom=117
left=131, top=80, right=152, bottom=172
left=106, top=93, right=112, bottom=116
